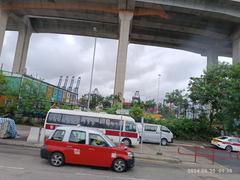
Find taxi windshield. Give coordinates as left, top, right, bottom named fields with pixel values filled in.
left=102, top=134, right=116, bottom=147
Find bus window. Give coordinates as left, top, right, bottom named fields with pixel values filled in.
left=80, top=116, right=100, bottom=128
left=105, top=119, right=111, bottom=129
left=99, top=118, right=106, bottom=128
left=125, top=121, right=136, bottom=132
left=62, top=114, right=80, bottom=125
left=47, top=113, right=62, bottom=124
left=105, top=119, right=123, bottom=130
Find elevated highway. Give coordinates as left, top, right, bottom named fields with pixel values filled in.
left=1, top=0, right=240, bottom=97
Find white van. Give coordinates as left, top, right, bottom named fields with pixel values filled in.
left=136, top=123, right=173, bottom=146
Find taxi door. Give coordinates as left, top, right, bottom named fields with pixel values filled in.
left=86, top=133, right=113, bottom=167
left=64, top=130, right=89, bottom=165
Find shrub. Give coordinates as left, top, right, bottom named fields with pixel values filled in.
left=150, top=118, right=218, bottom=141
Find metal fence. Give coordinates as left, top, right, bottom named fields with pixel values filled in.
left=178, top=145, right=240, bottom=164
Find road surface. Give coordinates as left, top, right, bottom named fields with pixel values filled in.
left=184, top=145, right=240, bottom=173
left=0, top=144, right=238, bottom=180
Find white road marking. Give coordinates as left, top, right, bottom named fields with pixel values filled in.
left=75, top=172, right=148, bottom=180
left=0, top=166, right=24, bottom=170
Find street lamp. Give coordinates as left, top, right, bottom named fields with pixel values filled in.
left=87, top=27, right=97, bottom=110
left=157, top=73, right=162, bottom=155
left=157, top=74, right=161, bottom=112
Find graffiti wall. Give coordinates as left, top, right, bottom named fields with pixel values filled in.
left=0, top=74, right=78, bottom=106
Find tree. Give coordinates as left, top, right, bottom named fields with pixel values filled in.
left=104, top=95, right=123, bottom=114
left=164, top=89, right=189, bottom=118
left=17, top=80, right=51, bottom=118
left=0, top=71, right=7, bottom=95
left=189, top=63, right=240, bottom=133
left=102, top=94, right=121, bottom=109
left=129, top=105, right=144, bottom=122
left=158, top=103, right=175, bottom=119
left=80, top=93, right=104, bottom=110
left=0, top=73, right=18, bottom=118
left=144, top=99, right=157, bottom=113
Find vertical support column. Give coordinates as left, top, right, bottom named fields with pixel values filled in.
left=232, top=27, right=240, bottom=64
left=0, top=10, right=8, bottom=57
left=207, top=49, right=218, bottom=70
left=114, top=11, right=133, bottom=99
left=12, top=18, right=32, bottom=74
left=233, top=38, right=240, bottom=64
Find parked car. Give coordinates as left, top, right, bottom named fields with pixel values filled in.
left=136, top=123, right=173, bottom=146
left=40, top=126, right=135, bottom=172
left=211, top=136, right=240, bottom=152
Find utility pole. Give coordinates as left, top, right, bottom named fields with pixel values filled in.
left=87, top=27, right=97, bottom=110
left=157, top=74, right=161, bottom=113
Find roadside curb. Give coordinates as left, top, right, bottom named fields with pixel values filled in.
left=0, top=140, right=41, bottom=148
left=134, top=152, right=182, bottom=164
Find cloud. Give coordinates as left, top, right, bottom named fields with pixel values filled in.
left=0, top=31, right=18, bottom=70
left=0, top=31, right=232, bottom=102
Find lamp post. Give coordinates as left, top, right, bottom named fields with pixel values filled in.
left=157, top=74, right=161, bottom=113
left=157, top=74, right=162, bottom=155
left=87, top=27, right=97, bottom=110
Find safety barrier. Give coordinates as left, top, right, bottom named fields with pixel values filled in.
left=178, top=145, right=240, bottom=165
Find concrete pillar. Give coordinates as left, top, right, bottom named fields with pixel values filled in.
left=113, top=11, right=133, bottom=98
left=207, top=49, right=218, bottom=69
left=12, top=18, right=32, bottom=74
left=233, top=37, right=240, bottom=64
left=0, top=10, right=8, bottom=57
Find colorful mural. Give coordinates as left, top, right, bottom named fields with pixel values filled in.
left=0, top=73, right=78, bottom=106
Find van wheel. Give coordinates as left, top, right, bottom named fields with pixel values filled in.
left=161, top=138, right=168, bottom=146
left=122, top=138, right=131, bottom=147
left=112, top=158, right=127, bottom=172
left=49, top=152, right=64, bottom=167
left=225, top=145, right=232, bottom=152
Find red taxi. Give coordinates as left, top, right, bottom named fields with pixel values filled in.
left=40, top=126, right=134, bottom=172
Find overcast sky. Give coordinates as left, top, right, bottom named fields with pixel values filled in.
left=0, top=31, right=232, bottom=102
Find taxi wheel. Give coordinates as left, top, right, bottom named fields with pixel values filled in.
left=112, top=158, right=127, bottom=173
left=225, top=145, right=233, bottom=152
left=49, top=152, right=65, bottom=167
left=122, top=138, right=131, bottom=147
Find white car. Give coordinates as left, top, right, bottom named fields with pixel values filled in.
left=211, top=136, right=240, bottom=152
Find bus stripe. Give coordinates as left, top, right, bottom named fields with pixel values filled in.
left=105, top=130, right=138, bottom=138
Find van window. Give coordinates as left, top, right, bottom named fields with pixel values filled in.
left=52, top=130, right=65, bottom=141
left=69, top=130, right=86, bottom=144
left=125, top=121, right=136, bottom=132
left=161, top=126, right=170, bottom=133
left=144, top=125, right=157, bottom=132
left=89, top=134, right=108, bottom=147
